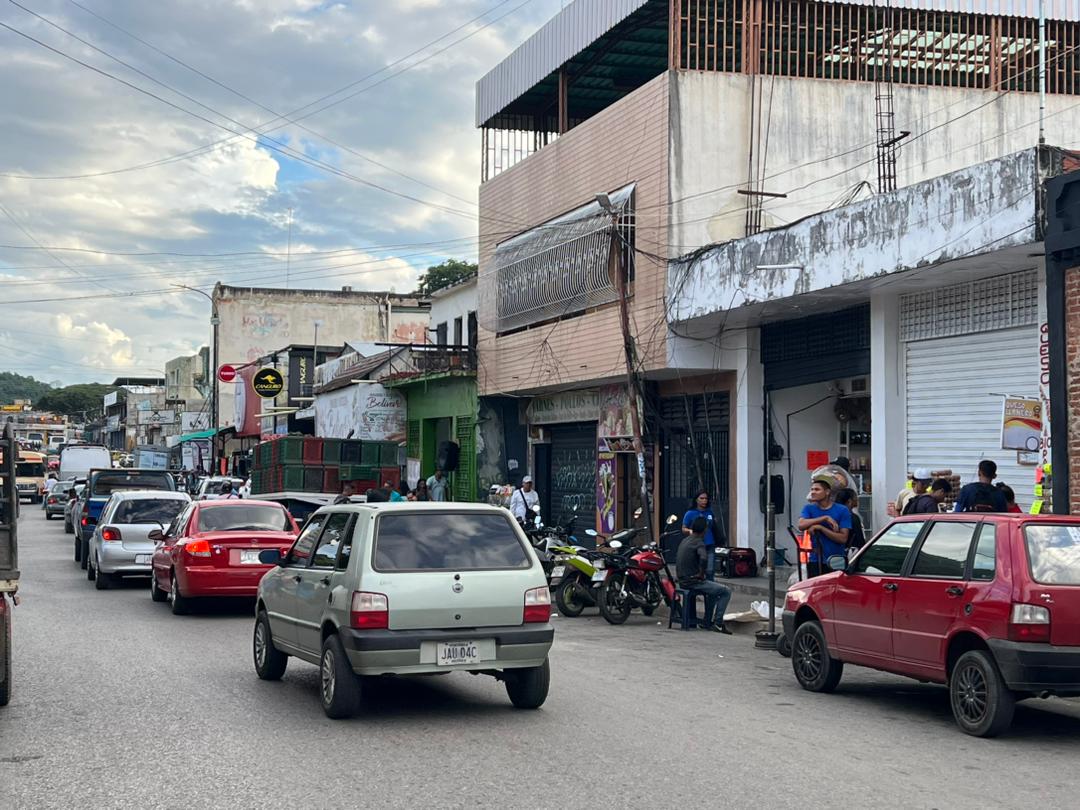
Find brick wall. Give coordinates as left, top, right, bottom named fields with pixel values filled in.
left=1066, top=265, right=1080, bottom=510
left=477, top=73, right=671, bottom=396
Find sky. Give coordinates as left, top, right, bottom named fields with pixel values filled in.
left=0, top=0, right=566, bottom=385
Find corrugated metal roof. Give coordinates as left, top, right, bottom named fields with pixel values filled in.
left=477, top=0, right=1080, bottom=128
left=475, top=0, right=653, bottom=127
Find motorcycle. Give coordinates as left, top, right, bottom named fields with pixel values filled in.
left=521, top=505, right=582, bottom=584
left=551, top=547, right=610, bottom=616
left=595, top=516, right=684, bottom=626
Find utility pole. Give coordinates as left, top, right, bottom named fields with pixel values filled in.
left=597, top=193, right=654, bottom=544
left=173, top=285, right=220, bottom=474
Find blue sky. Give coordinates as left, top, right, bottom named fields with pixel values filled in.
left=0, top=0, right=565, bottom=385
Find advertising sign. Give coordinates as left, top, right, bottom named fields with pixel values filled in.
left=1001, top=396, right=1042, bottom=452
left=136, top=410, right=177, bottom=426
left=526, top=390, right=598, bottom=425
left=314, top=383, right=407, bottom=442
left=252, top=367, right=285, bottom=399
left=598, top=384, right=642, bottom=439
left=181, top=411, right=210, bottom=433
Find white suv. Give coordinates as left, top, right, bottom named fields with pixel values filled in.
left=253, top=502, right=554, bottom=718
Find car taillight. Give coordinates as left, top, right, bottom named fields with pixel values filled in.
left=101, top=526, right=122, bottom=543
left=185, top=539, right=212, bottom=558
left=350, top=592, right=388, bottom=629
left=523, top=586, right=551, bottom=623
left=1009, top=603, right=1051, bottom=643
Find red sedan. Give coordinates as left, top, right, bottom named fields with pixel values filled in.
left=150, top=499, right=298, bottom=615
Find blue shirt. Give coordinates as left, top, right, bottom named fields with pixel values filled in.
left=683, top=508, right=718, bottom=547
left=799, top=502, right=852, bottom=562
left=953, top=482, right=1007, bottom=513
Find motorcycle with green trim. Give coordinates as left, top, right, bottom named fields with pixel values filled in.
left=551, top=538, right=632, bottom=617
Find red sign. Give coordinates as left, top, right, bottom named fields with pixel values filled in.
left=806, top=450, right=831, bottom=471
left=217, top=364, right=237, bottom=383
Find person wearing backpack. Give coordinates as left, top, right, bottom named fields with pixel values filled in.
left=953, top=460, right=1008, bottom=513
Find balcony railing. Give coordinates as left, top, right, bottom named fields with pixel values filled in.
left=412, top=345, right=477, bottom=375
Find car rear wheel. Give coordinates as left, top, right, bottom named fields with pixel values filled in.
left=792, top=621, right=843, bottom=693
left=253, top=611, right=288, bottom=681
left=150, top=572, right=168, bottom=603
left=65, top=520, right=73, bottom=534
left=86, top=556, right=96, bottom=581
left=94, top=564, right=111, bottom=590
left=320, top=634, right=360, bottom=719
left=45, top=512, right=53, bottom=521
left=169, top=574, right=191, bottom=616
left=949, top=650, right=1015, bottom=738
left=505, top=659, right=550, bottom=709
left=79, top=538, right=89, bottom=570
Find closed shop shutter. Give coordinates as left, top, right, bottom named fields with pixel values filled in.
left=905, top=326, right=1039, bottom=509
left=548, top=423, right=597, bottom=520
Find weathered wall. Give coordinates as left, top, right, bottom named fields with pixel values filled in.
left=1065, top=266, right=1080, bottom=510
left=214, top=286, right=428, bottom=428
left=477, top=73, right=670, bottom=396
left=670, top=72, right=1080, bottom=250
left=429, top=280, right=477, bottom=342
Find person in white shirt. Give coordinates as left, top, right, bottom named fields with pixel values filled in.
left=510, top=476, right=540, bottom=524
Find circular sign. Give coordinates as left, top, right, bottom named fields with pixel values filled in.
left=252, top=367, right=285, bottom=399
left=217, top=364, right=237, bottom=383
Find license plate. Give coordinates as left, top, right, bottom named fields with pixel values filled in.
left=591, top=569, right=607, bottom=582
left=135, top=554, right=150, bottom=565
left=239, top=550, right=263, bottom=565
left=550, top=566, right=565, bottom=580
left=436, top=641, right=480, bottom=666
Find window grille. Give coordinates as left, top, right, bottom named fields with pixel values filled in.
left=899, top=269, right=1038, bottom=341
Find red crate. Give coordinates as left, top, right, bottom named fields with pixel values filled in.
left=303, top=438, right=323, bottom=464
left=323, top=467, right=340, bottom=494
left=380, top=467, right=401, bottom=489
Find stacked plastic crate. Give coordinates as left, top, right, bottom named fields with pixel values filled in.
left=250, top=436, right=400, bottom=495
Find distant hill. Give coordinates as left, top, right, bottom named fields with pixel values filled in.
left=0, top=371, right=54, bottom=406
left=36, top=384, right=116, bottom=418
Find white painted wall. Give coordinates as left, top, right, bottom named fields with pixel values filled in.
left=669, top=72, right=1078, bottom=251
left=429, top=279, right=477, bottom=343
left=769, top=381, right=841, bottom=529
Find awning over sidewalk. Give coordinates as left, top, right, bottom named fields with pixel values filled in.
left=175, top=428, right=217, bottom=443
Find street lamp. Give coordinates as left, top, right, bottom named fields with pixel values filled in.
left=173, top=284, right=220, bottom=471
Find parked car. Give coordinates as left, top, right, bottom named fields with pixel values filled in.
left=150, top=499, right=299, bottom=614
left=64, top=482, right=85, bottom=535
left=77, top=468, right=177, bottom=569
left=252, top=502, right=554, bottom=718
left=44, top=478, right=75, bottom=520
left=783, top=514, right=1080, bottom=737
left=86, top=491, right=192, bottom=589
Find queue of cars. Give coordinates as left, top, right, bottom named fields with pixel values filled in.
left=47, top=469, right=555, bottom=719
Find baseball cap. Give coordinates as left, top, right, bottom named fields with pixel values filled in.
left=913, top=468, right=932, bottom=482
left=521, top=475, right=533, bottom=484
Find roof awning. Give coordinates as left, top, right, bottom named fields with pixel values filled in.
left=175, top=428, right=218, bottom=443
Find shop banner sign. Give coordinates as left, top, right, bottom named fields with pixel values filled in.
left=181, top=412, right=210, bottom=432
left=314, top=383, right=407, bottom=442
left=598, top=384, right=642, bottom=439
left=526, top=390, right=598, bottom=425
left=1001, top=396, right=1042, bottom=452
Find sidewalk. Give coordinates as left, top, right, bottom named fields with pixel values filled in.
left=716, top=566, right=795, bottom=605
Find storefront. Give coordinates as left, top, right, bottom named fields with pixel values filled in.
left=527, top=390, right=598, bottom=527
left=899, top=270, right=1043, bottom=511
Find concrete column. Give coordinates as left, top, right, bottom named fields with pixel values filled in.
left=870, top=292, right=905, bottom=531
left=732, top=328, right=765, bottom=555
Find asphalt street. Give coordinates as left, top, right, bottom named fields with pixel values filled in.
left=3, top=508, right=1080, bottom=809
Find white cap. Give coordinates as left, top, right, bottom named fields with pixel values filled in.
left=913, top=468, right=932, bottom=481
left=521, top=475, right=533, bottom=484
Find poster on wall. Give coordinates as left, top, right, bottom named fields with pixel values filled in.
left=314, top=383, right=407, bottom=442
left=1000, top=396, right=1042, bottom=452
left=597, top=441, right=617, bottom=533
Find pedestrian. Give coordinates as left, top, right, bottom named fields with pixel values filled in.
left=995, top=482, right=1023, bottom=513
left=953, top=460, right=1008, bottom=513
left=797, top=474, right=851, bottom=574
left=217, top=480, right=238, bottom=500
left=896, top=469, right=932, bottom=516
left=833, top=488, right=865, bottom=550
left=334, top=482, right=355, bottom=505
left=681, top=489, right=724, bottom=580
left=365, top=486, right=390, bottom=503
left=510, top=475, right=539, bottom=524
left=389, top=480, right=406, bottom=502
left=906, top=478, right=952, bottom=514
left=426, top=468, right=449, bottom=502
left=676, top=517, right=732, bottom=634
left=42, top=472, right=57, bottom=509
left=413, top=479, right=430, bottom=501
left=390, top=480, right=410, bottom=502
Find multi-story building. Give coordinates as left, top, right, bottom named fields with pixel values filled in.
left=476, top=0, right=1080, bottom=547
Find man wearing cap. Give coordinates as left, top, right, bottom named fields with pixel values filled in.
left=511, top=475, right=539, bottom=524
left=797, top=475, right=851, bottom=574
left=896, top=469, right=932, bottom=516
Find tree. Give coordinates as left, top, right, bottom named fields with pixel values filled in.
left=0, top=371, right=53, bottom=405
left=35, top=384, right=116, bottom=418
left=415, top=259, right=477, bottom=297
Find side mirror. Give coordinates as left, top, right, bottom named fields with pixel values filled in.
left=147, top=529, right=164, bottom=542
left=585, top=529, right=598, bottom=537
left=609, top=540, right=623, bottom=550
left=666, top=514, right=679, bottom=525
left=827, top=556, right=847, bottom=572
left=258, top=548, right=283, bottom=565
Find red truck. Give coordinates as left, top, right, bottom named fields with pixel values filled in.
left=0, top=423, right=20, bottom=706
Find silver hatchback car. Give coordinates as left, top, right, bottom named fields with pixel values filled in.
left=253, top=502, right=554, bottom=718
left=87, top=490, right=192, bottom=589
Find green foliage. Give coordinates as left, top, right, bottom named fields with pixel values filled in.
left=0, top=371, right=54, bottom=405
left=415, top=259, right=477, bottom=297
left=35, top=384, right=116, bottom=418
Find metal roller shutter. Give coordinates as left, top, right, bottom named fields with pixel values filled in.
left=905, top=326, right=1039, bottom=509
left=548, top=423, right=597, bottom=520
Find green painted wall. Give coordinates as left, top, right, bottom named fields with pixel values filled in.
left=400, top=375, right=479, bottom=501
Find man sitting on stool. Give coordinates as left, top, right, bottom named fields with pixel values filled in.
left=676, top=517, right=732, bottom=634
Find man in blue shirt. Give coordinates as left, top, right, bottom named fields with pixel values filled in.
left=682, top=490, right=724, bottom=579
left=797, top=475, right=851, bottom=573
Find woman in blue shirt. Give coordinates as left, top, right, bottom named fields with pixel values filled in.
left=682, top=490, right=722, bottom=579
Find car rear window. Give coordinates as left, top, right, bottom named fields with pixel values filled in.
left=373, top=512, right=531, bottom=571
left=112, top=499, right=187, bottom=525
left=197, top=505, right=291, bottom=532
left=91, top=471, right=173, bottom=495
left=17, top=462, right=44, bottom=476
left=1024, top=524, right=1080, bottom=585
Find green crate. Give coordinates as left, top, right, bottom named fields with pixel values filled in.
left=282, top=466, right=306, bottom=490
left=360, top=442, right=381, bottom=466
left=278, top=437, right=304, bottom=464
left=341, top=464, right=380, bottom=482
left=322, top=439, right=341, bottom=465
left=379, top=442, right=399, bottom=466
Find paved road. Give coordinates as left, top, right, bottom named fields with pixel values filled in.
left=3, top=509, right=1080, bottom=809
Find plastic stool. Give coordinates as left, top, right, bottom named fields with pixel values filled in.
left=668, top=588, right=698, bottom=630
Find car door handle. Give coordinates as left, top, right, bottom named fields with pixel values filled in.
left=946, top=586, right=965, bottom=597
left=319, top=577, right=330, bottom=586
left=293, top=575, right=302, bottom=583
left=883, top=582, right=899, bottom=592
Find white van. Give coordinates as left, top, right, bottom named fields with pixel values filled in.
left=59, top=444, right=113, bottom=482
